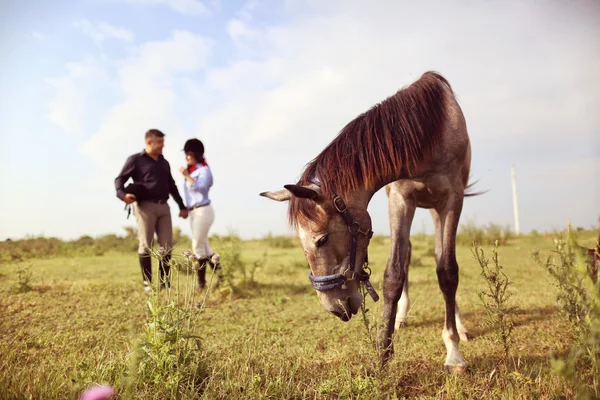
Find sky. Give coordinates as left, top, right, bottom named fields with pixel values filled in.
left=0, top=0, right=598, bottom=241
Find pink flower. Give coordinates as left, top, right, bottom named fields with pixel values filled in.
left=81, top=385, right=114, bottom=400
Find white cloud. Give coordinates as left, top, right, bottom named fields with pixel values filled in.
left=236, top=0, right=258, bottom=21
left=73, top=19, right=134, bottom=46
left=197, top=0, right=599, bottom=237
left=32, top=31, right=46, bottom=41
left=80, top=30, right=212, bottom=168
left=118, top=0, right=208, bottom=15
left=46, top=57, right=110, bottom=136
left=226, top=1, right=261, bottom=52
left=44, top=0, right=600, bottom=239
left=227, top=19, right=255, bottom=41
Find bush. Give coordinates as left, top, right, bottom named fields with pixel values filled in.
left=1, top=228, right=150, bottom=263
left=457, top=219, right=513, bottom=246
left=210, top=231, right=264, bottom=296
left=173, top=227, right=191, bottom=248
left=126, top=251, right=207, bottom=397
left=261, top=232, right=298, bottom=249
left=472, top=241, right=518, bottom=363
left=532, top=225, right=600, bottom=398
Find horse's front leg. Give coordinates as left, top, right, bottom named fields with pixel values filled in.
left=380, top=195, right=415, bottom=365
left=435, top=196, right=468, bottom=372
left=395, top=241, right=411, bottom=329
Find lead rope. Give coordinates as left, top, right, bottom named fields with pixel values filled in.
left=357, top=261, right=379, bottom=302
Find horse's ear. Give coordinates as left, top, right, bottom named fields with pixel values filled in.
left=283, top=184, right=320, bottom=200
left=260, top=189, right=292, bottom=202
left=260, top=184, right=321, bottom=202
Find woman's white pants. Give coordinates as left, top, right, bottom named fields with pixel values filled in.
left=190, top=204, right=215, bottom=259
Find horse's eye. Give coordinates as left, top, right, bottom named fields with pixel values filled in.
left=316, top=234, right=329, bottom=247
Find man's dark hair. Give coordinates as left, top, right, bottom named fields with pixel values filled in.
left=145, top=129, right=165, bottom=140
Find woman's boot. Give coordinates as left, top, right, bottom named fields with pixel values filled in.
left=197, top=257, right=209, bottom=290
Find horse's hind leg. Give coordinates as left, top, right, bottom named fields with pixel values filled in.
left=432, top=197, right=468, bottom=372
left=430, top=208, right=472, bottom=342
left=395, top=240, right=411, bottom=329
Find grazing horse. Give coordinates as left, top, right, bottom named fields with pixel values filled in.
left=260, top=71, right=481, bottom=371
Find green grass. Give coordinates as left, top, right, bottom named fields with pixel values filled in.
left=0, top=230, right=598, bottom=399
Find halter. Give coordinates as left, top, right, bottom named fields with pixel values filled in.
left=307, top=192, right=380, bottom=302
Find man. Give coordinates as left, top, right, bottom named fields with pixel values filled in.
left=114, top=129, right=189, bottom=294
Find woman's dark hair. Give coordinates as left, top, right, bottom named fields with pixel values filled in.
left=184, top=138, right=205, bottom=166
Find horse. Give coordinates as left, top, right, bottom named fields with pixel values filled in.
left=260, top=71, right=482, bottom=372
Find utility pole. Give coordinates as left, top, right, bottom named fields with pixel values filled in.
left=511, top=164, right=520, bottom=235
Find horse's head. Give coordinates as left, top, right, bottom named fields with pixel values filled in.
left=260, top=183, right=375, bottom=321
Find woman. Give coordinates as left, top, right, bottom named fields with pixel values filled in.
left=179, top=138, right=220, bottom=290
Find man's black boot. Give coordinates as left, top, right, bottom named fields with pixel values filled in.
left=139, top=254, right=152, bottom=294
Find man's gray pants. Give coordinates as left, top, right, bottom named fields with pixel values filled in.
left=133, top=201, right=173, bottom=285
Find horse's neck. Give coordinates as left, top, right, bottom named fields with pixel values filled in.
left=346, top=188, right=375, bottom=210
left=342, top=168, right=406, bottom=209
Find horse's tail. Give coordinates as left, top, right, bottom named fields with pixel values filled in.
left=464, top=179, right=488, bottom=197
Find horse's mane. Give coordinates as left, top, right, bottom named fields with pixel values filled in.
left=288, top=71, right=453, bottom=229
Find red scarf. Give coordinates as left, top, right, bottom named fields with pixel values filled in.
left=188, top=161, right=208, bottom=173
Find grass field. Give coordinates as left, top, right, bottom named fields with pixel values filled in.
left=0, top=229, right=598, bottom=399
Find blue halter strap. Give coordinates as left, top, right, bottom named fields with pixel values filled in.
left=304, top=179, right=379, bottom=302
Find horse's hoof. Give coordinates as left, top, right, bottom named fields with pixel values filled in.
left=445, top=364, right=468, bottom=374
left=379, top=348, right=394, bottom=368
left=459, top=332, right=473, bottom=341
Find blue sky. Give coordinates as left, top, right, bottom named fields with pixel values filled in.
left=0, top=0, right=598, bottom=241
